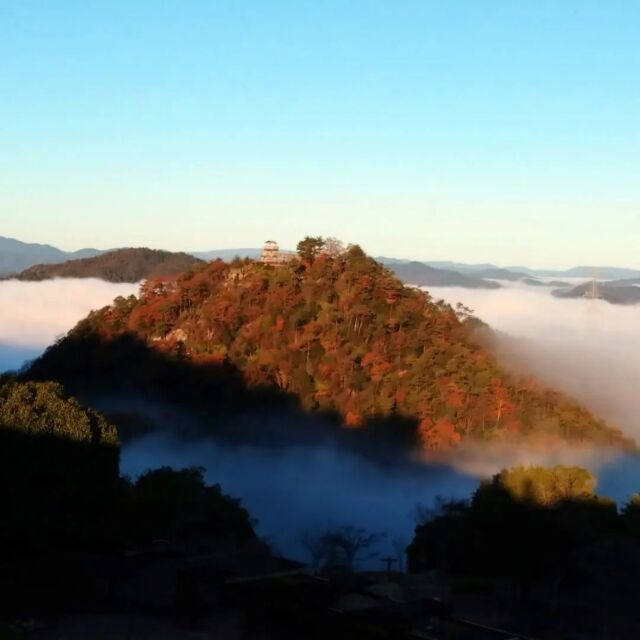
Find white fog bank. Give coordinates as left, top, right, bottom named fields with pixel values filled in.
left=0, top=279, right=139, bottom=372
left=427, top=283, right=640, bottom=439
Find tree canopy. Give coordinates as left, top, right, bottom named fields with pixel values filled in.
left=31, top=240, right=632, bottom=451
left=14, top=247, right=203, bottom=283
left=0, top=378, right=120, bottom=546
left=296, top=236, right=326, bottom=262
left=0, top=378, right=117, bottom=446
left=476, top=465, right=597, bottom=507
left=0, top=378, right=257, bottom=553
left=407, top=465, right=640, bottom=636
left=122, top=466, right=257, bottom=549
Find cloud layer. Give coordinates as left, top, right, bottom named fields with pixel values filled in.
left=0, top=278, right=139, bottom=371
left=122, top=429, right=479, bottom=563
left=428, top=282, right=640, bottom=439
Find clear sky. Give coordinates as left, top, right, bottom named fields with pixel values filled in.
left=1, top=1, right=638, bottom=268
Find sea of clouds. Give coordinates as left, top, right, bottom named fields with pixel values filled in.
left=426, top=281, right=640, bottom=440
left=0, top=278, right=139, bottom=372
left=1, top=277, right=639, bottom=562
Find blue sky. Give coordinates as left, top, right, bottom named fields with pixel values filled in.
left=1, top=1, right=638, bottom=267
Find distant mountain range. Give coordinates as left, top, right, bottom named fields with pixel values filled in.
left=553, top=278, right=640, bottom=305
left=403, top=260, right=529, bottom=281
left=0, top=236, right=103, bottom=275
left=384, top=261, right=500, bottom=289
left=506, top=265, right=640, bottom=280
left=1, top=240, right=503, bottom=289
left=3, top=236, right=640, bottom=298
left=381, top=257, right=640, bottom=281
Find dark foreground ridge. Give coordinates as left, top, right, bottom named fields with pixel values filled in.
left=2, top=375, right=640, bottom=638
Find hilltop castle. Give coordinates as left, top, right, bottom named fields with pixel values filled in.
left=260, top=240, right=295, bottom=266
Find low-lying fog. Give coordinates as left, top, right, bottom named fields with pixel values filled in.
left=1, top=278, right=639, bottom=564
left=122, top=428, right=479, bottom=561
left=426, top=281, right=640, bottom=439
left=119, top=425, right=640, bottom=563
left=0, top=278, right=139, bottom=372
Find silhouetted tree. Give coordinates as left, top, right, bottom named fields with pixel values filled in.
left=125, top=466, right=257, bottom=549
left=322, top=237, right=345, bottom=257
left=300, top=526, right=383, bottom=573
left=296, top=236, right=325, bottom=262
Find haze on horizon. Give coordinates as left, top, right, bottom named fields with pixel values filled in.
left=1, top=1, right=639, bottom=269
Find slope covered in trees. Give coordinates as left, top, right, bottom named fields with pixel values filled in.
left=407, top=465, right=640, bottom=636
left=0, top=375, right=260, bottom=617
left=0, top=378, right=120, bottom=546
left=0, top=377, right=259, bottom=547
left=31, top=241, right=632, bottom=451
left=0, top=378, right=118, bottom=446
left=11, top=247, right=204, bottom=283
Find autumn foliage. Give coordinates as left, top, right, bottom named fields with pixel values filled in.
left=55, top=242, right=630, bottom=451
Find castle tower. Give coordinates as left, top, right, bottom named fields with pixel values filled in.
left=261, top=240, right=280, bottom=265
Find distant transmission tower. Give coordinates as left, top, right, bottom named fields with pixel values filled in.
left=584, top=267, right=602, bottom=339
left=583, top=267, right=602, bottom=300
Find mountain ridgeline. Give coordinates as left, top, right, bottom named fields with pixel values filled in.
left=0, top=235, right=102, bottom=276
left=31, top=243, right=631, bottom=451
left=385, top=261, right=501, bottom=289
left=11, top=247, right=204, bottom=283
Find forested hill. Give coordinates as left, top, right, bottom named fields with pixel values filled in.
left=32, top=242, right=631, bottom=451
left=11, top=247, right=204, bottom=283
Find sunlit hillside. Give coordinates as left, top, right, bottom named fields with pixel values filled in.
left=31, top=239, right=632, bottom=452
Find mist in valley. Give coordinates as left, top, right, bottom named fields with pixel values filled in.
left=1, top=278, right=639, bottom=563
left=121, top=427, right=479, bottom=563
left=0, top=278, right=139, bottom=372
left=427, top=281, right=640, bottom=439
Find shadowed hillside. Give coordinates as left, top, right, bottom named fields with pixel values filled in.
left=0, top=376, right=259, bottom=619
left=0, top=378, right=119, bottom=547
